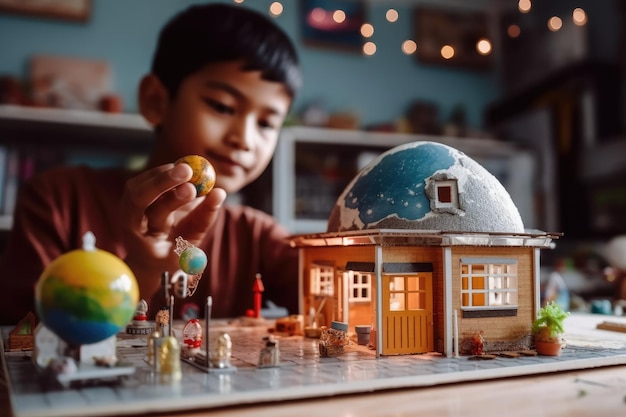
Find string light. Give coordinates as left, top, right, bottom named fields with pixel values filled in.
left=386, top=8, right=399, bottom=23
left=441, top=45, right=455, bottom=60
left=401, top=40, right=417, bottom=55
left=518, top=0, right=531, bottom=14
left=507, top=24, right=521, bottom=38
left=333, top=9, right=346, bottom=24
left=363, top=41, right=376, bottom=56
left=572, top=8, right=587, bottom=26
left=547, top=16, right=562, bottom=31
left=269, top=2, right=283, bottom=16
left=476, top=38, right=492, bottom=55
left=360, top=23, right=374, bottom=38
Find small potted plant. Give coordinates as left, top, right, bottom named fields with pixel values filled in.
left=532, top=301, right=570, bottom=356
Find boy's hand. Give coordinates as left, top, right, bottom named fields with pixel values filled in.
left=119, top=163, right=227, bottom=298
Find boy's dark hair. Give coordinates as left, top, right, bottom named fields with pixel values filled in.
left=152, top=3, right=302, bottom=99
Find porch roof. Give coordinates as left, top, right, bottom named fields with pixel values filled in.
left=289, top=229, right=561, bottom=249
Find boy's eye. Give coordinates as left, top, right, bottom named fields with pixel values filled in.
left=203, top=98, right=234, bottom=114
left=259, top=119, right=278, bottom=130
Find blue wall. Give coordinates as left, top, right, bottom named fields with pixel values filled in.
left=0, top=0, right=499, bottom=128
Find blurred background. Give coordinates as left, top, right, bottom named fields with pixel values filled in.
left=0, top=0, right=625, bottom=311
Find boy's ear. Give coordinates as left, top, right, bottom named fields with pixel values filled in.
left=138, top=74, right=168, bottom=126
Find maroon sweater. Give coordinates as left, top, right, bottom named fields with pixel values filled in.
left=0, top=165, right=299, bottom=324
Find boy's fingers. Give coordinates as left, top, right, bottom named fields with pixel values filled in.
left=175, top=188, right=227, bottom=241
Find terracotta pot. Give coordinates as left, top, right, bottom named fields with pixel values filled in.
left=535, top=340, right=563, bottom=356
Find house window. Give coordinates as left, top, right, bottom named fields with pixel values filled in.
left=348, top=271, right=371, bottom=302
left=434, top=180, right=459, bottom=209
left=310, top=264, right=334, bottom=297
left=460, top=258, right=518, bottom=315
left=388, top=275, right=427, bottom=311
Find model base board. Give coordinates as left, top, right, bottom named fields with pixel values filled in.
left=3, top=314, right=626, bottom=417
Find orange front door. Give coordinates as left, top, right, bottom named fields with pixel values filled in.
left=382, top=273, right=433, bottom=355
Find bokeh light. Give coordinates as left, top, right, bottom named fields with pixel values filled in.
left=573, top=8, right=587, bottom=26
left=361, top=23, right=374, bottom=38
left=363, top=41, right=377, bottom=56
left=402, top=40, right=417, bottom=55
left=518, top=0, right=531, bottom=13
left=507, top=24, right=521, bottom=38
left=386, top=8, right=399, bottom=23
left=269, top=2, right=283, bottom=16
left=441, top=45, right=455, bottom=59
left=548, top=16, right=562, bottom=31
left=476, top=38, right=492, bottom=55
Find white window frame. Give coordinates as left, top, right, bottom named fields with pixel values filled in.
left=460, top=258, right=518, bottom=310
left=310, top=264, right=334, bottom=297
left=348, top=271, right=371, bottom=302
left=434, top=180, right=459, bottom=209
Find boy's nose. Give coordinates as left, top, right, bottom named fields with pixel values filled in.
left=225, top=118, right=254, bottom=150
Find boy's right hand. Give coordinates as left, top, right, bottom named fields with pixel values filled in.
left=118, top=163, right=227, bottom=299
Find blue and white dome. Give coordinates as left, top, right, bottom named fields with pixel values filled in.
left=327, top=141, right=524, bottom=233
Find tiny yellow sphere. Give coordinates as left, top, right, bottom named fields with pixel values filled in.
left=175, top=155, right=216, bottom=197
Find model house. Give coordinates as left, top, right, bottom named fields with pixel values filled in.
left=290, top=141, right=559, bottom=357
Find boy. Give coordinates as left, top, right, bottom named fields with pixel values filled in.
left=0, top=3, right=302, bottom=324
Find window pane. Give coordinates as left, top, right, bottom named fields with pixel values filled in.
left=437, top=185, right=452, bottom=203
left=407, top=276, right=420, bottom=291
left=391, top=276, right=405, bottom=291
left=390, top=293, right=405, bottom=311
left=407, top=292, right=425, bottom=310
left=472, top=293, right=485, bottom=306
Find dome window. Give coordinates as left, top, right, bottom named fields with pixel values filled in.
left=434, top=180, right=459, bottom=209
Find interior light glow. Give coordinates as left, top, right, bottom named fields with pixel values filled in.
left=441, top=45, right=455, bottom=59
left=363, top=41, right=377, bottom=56
left=333, top=9, right=346, bottom=24
left=386, top=8, right=399, bottom=23
left=572, top=8, right=587, bottom=26
left=507, top=24, right=521, bottom=38
left=361, top=23, right=374, bottom=37
left=518, top=0, right=531, bottom=13
left=233, top=0, right=244, bottom=3
left=269, top=2, right=283, bottom=16
left=401, top=40, right=417, bottom=55
left=548, top=16, right=562, bottom=31
left=476, top=38, right=492, bottom=55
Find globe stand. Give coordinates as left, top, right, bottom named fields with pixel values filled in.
left=33, top=324, right=135, bottom=389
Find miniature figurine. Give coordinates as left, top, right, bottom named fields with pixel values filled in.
left=126, top=299, right=155, bottom=335
left=182, top=318, right=203, bottom=358
left=252, top=273, right=265, bottom=319
left=158, top=336, right=182, bottom=383
left=146, top=330, right=161, bottom=366
left=211, top=332, right=232, bottom=369
left=155, top=307, right=171, bottom=337
left=258, top=336, right=280, bottom=368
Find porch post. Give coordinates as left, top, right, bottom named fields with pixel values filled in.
left=375, top=245, right=383, bottom=358
left=444, top=246, right=453, bottom=357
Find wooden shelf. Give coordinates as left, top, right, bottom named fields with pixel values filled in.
left=0, top=105, right=152, bottom=149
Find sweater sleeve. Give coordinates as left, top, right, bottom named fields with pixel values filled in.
left=0, top=171, right=70, bottom=324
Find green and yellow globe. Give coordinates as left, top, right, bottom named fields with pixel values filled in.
left=35, top=235, right=139, bottom=346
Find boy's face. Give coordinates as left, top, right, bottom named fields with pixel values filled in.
left=150, top=61, right=292, bottom=193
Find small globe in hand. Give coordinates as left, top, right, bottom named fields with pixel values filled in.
left=175, top=155, right=216, bottom=197
left=179, top=246, right=208, bottom=275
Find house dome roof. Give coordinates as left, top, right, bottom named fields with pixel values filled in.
left=327, top=141, right=524, bottom=233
